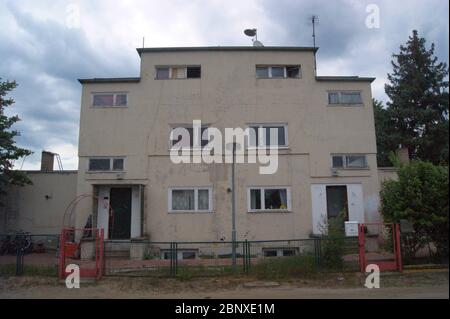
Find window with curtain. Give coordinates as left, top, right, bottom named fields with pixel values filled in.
left=328, top=91, right=363, bottom=106
left=170, top=188, right=212, bottom=212
left=331, top=154, right=368, bottom=169
left=249, top=187, right=290, bottom=211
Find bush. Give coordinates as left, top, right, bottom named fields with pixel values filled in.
left=381, top=161, right=449, bottom=257
left=320, top=213, right=346, bottom=270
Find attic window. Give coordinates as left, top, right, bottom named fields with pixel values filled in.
left=156, top=66, right=201, bottom=79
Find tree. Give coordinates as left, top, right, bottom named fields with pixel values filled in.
left=384, top=30, right=449, bottom=165
left=373, top=99, right=398, bottom=166
left=380, top=161, right=449, bottom=257
left=0, top=78, right=32, bottom=203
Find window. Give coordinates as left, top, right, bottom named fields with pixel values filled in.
left=88, top=157, right=124, bottom=171
left=92, top=93, right=128, bottom=107
left=263, top=248, right=298, bottom=257
left=331, top=154, right=368, bottom=169
left=156, top=66, right=201, bottom=79
left=162, top=250, right=198, bottom=260
left=156, top=67, right=170, bottom=79
left=170, top=125, right=209, bottom=149
left=328, top=91, right=363, bottom=105
left=248, top=124, right=288, bottom=148
left=255, top=65, right=301, bottom=78
left=169, top=187, right=212, bottom=212
left=248, top=187, right=291, bottom=211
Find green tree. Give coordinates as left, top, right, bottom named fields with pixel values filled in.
left=373, top=99, right=398, bottom=166
left=380, top=161, right=449, bottom=257
left=384, top=30, right=449, bottom=165
left=0, top=78, right=32, bottom=203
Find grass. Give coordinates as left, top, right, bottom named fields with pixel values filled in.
left=0, top=264, right=57, bottom=277
left=251, top=255, right=319, bottom=280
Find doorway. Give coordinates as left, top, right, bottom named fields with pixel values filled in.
left=109, top=187, right=132, bottom=239
left=326, top=185, right=349, bottom=221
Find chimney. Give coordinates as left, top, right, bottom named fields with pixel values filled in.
left=41, top=151, right=55, bottom=171
left=396, top=145, right=410, bottom=164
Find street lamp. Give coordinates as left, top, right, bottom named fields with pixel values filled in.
left=227, top=142, right=238, bottom=271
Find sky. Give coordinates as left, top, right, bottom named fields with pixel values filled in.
left=0, top=0, right=449, bottom=170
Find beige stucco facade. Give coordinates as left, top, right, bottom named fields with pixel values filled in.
left=0, top=171, right=77, bottom=234
left=72, top=46, right=381, bottom=242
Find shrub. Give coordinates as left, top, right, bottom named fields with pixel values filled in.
left=252, top=255, right=318, bottom=280
left=381, top=161, right=449, bottom=258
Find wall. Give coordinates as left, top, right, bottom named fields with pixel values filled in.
left=75, top=48, right=380, bottom=241
left=0, top=171, right=78, bottom=234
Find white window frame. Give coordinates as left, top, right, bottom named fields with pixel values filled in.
left=168, top=124, right=211, bottom=151
left=91, top=92, right=128, bottom=107
left=246, top=123, right=289, bottom=149
left=256, top=65, right=301, bottom=79
left=263, top=247, right=298, bottom=257
left=155, top=66, right=201, bottom=79
left=87, top=157, right=125, bottom=172
left=168, top=187, right=213, bottom=213
left=327, top=91, right=363, bottom=106
left=247, top=187, right=292, bottom=212
left=330, top=154, right=368, bottom=169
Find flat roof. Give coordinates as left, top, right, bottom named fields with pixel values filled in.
left=78, top=77, right=141, bottom=84
left=137, top=46, right=319, bottom=56
left=315, top=76, right=375, bottom=83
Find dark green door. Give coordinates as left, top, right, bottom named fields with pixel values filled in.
left=109, top=187, right=132, bottom=239
left=326, top=186, right=348, bottom=220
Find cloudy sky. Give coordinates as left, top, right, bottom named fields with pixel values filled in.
left=1, top=0, right=448, bottom=170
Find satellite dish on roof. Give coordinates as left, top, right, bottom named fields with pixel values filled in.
left=243, top=28, right=264, bottom=46
left=244, top=28, right=257, bottom=37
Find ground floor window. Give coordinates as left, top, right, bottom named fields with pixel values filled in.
left=263, top=248, right=298, bottom=257
left=248, top=187, right=291, bottom=211
left=161, top=250, right=198, bottom=260
left=169, top=187, right=212, bottom=212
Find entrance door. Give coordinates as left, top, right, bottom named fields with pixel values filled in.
left=326, top=186, right=348, bottom=220
left=109, top=187, right=132, bottom=239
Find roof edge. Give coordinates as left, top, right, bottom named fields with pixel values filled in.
left=78, top=77, right=141, bottom=84
left=136, top=46, right=319, bottom=56
left=315, top=76, right=375, bottom=83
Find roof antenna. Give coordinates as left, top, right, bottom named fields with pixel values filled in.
left=244, top=28, right=264, bottom=47
left=142, top=37, right=145, bottom=48
left=309, top=15, right=318, bottom=74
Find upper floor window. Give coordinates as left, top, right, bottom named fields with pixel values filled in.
left=248, top=124, right=288, bottom=148
left=92, top=93, right=128, bottom=107
left=331, top=154, right=368, bottom=169
left=156, top=66, right=201, bottom=79
left=256, top=65, right=301, bottom=79
left=170, top=125, right=209, bottom=149
left=88, top=157, right=124, bottom=171
left=328, top=91, right=363, bottom=105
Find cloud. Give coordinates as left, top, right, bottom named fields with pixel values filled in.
left=0, top=0, right=448, bottom=170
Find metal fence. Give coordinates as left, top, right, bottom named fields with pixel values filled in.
left=102, top=237, right=360, bottom=278
left=0, top=233, right=59, bottom=276
left=401, top=234, right=449, bottom=266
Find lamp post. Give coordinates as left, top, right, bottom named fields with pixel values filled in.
left=231, top=142, right=237, bottom=271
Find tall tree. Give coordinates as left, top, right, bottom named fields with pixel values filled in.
left=0, top=78, right=32, bottom=202
left=384, top=30, right=449, bottom=165
left=373, top=99, right=398, bottom=166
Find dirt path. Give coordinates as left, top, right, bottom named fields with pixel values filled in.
left=0, top=270, right=448, bottom=299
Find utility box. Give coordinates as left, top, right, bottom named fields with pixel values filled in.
left=345, top=221, right=359, bottom=237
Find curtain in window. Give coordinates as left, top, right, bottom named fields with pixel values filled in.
left=197, top=189, right=209, bottom=210
left=341, top=93, right=362, bottom=104
left=328, top=93, right=339, bottom=104
left=346, top=156, right=366, bottom=167
left=250, top=189, right=261, bottom=209
left=279, top=189, right=288, bottom=209
left=172, top=190, right=195, bottom=210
